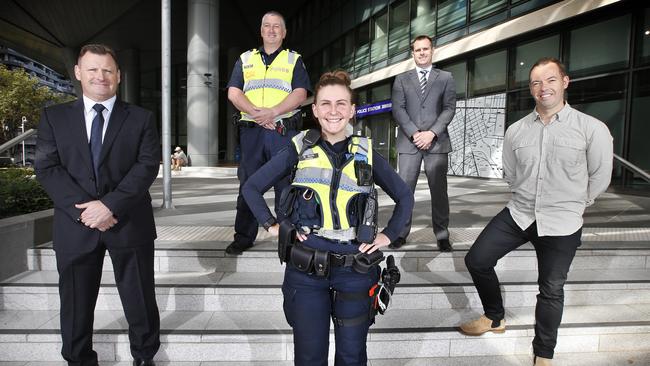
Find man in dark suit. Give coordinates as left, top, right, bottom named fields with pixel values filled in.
left=35, top=44, right=160, bottom=366
left=391, top=35, right=456, bottom=252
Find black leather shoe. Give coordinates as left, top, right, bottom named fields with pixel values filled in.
left=133, top=359, right=155, bottom=366
left=225, top=241, right=253, bottom=255
left=388, top=237, right=406, bottom=249
left=437, top=239, right=452, bottom=252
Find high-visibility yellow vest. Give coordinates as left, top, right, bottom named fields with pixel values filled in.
left=290, top=131, right=373, bottom=231
left=240, top=48, right=299, bottom=121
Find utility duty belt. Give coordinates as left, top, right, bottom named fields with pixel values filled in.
left=234, top=112, right=302, bottom=136
left=278, top=220, right=383, bottom=277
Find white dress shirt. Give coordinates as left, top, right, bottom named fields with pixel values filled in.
left=82, top=95, right=116, bottom=143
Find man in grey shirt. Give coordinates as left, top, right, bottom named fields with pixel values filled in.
left=459, top=58, right=613, bottom=366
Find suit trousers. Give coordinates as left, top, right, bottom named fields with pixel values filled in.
left=464, top=208, right=582, bottom=359
left=397, top=151, right=449, bottom=241
left=56, top=242, right=160, bottom=365
left=234, top=126, right=297, bottom=244
left=281, top=235, right=379, bottom=366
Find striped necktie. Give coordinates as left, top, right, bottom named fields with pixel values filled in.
left=419, top=69, right=428, bottom=95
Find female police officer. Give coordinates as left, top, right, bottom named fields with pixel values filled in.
left=242, top=70, right=413, bottom=365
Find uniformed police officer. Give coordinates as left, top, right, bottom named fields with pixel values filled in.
left=226, top=10, right=311, bottom=255
left=242, top=71, right=414, bottom=366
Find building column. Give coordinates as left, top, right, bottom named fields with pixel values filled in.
left=118, top=49, right=140, bottom=105
left=225, top=47, right=241, bottom=162
left=186, top=0, right=219, bottom=166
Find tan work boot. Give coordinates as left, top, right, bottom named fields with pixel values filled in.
left=459, top=315, right=505, bottom=336
left=534, top=356, right=552, bottom=365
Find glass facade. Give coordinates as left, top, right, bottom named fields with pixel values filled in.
left=289, top=1, right=649, bottom=185
left=567, top=15, right=631, bottom=77
left=510, top=35, right=560, bottom=89
left=445, top=61, right=467, bottom=99
left=470, top=50, right=507, bottom=96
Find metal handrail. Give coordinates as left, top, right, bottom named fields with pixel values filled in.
left=614, top=153, right=650, bottom=183
left=0, top=129, right=37, bottom=154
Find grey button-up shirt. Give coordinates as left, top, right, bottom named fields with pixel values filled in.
left=503, top=103, right=613, bottom=236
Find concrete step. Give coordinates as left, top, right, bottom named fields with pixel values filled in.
left=3, top=269, right=650, bottom=311
left=0, top=351, right=650, bottom=366
left=0, top=305, right=649, bottom=362
left=26, top=240, right=650, bottom=273
left=1, top=352, right=650, bottom=365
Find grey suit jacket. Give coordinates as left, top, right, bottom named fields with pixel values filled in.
left=391, top=67, right=456, bottom=154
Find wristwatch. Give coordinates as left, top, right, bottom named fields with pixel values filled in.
left=262, top=217, right=278, bottom=231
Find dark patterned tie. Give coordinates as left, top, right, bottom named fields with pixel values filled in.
left=90, top=103, right=105, bottom=180
left=420, top=69, right=428, bottom=95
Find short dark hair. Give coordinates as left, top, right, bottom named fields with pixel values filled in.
left=261, top=10, right=286, bottom=30
left=314, top=70, right=354, bottom=103
left=411, top=35, right=433, bottom=51
left=529, top=57, right=567, bottom=79
left=77, top=44, right=119, bottom=68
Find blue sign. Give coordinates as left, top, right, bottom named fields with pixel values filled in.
left=356, top=100, right=392, bottom=118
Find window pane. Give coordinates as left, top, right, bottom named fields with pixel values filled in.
left=444, top=61, right=467, bottom=99
left=370, top=83, right=391, bottom=100
left=470, top=50, right=507, bottom=96
left=470, top=0, right=506, bottom=21
left=510, top=35, right=560, bottom=88
left=437, top=0, right=467, bottom=34
left=330, top=39, right=343, bottom=68
left=568, top=15, right=631, bottom=77
left=371, top=13, right=389, bottom=63
left=389, top=0, right=411, bottom=56
left=636, top=8, right=650, bottom=66
left=411, top=0, right=436, bottom=39
left=506, top=89, right=535, bottom=126
left=630, top=69, right=650, bottom=171
left=341, top=32, right=355, bottom=71
left=568, top=74, right=627, bottom=156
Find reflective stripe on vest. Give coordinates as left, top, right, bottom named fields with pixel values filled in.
left=241, top=49, right=299, bottom=121
left=291, top=131, right=373, bottom=231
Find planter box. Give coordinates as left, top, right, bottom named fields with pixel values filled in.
left=0, top=209, right=52, bottom=281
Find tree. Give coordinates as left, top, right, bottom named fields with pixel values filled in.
left=0, top=64, right=74, bottom=145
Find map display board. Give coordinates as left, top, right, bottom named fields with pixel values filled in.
left=447, top=93, right=506, bottom=178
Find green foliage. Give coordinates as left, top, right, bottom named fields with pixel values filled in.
left=0, top=64, right=74, bottom=145
left=0, top=168, right=53, bottom=219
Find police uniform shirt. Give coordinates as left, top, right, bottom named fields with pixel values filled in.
left=241, top=138, right=414, bottom=242
left=227, top=47, right=312, bottom=93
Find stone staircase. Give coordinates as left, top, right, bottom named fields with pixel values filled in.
left=1, top=232, right=650, bottom=365
left=1, top=175, right=649, bottom=365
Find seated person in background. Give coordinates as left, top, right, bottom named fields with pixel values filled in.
left=171, top=146, right=188, bottom=171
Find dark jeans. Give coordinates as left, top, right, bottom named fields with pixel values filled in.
left=464, top=208, right=582, bottom=359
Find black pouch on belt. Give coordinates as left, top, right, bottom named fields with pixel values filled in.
left=313, top=250, right=330, bottom=277
left=290, top=244, right=314, bottom=273
left=278, top=220, right=297, bottom=264
left=352, top=250, right=385, bottom=273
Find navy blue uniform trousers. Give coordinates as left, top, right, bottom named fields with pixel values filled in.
left=235, top=125, right=297, bottom=244
left=282, top=235, right=379, bottom=366
left=464, top=208, right=582, bottom=359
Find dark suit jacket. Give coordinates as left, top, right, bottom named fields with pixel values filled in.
left=35, top=98, right=160, bottom=253
left=391, top=67, right=456, bottom=154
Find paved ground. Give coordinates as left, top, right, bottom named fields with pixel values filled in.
left=149, top=171, right=650, bottom=237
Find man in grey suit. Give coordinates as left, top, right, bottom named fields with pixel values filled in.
left=390, top=35, right=456, bottom=251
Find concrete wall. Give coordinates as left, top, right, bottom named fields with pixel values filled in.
left=0, top=209, right=52, bottom=281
